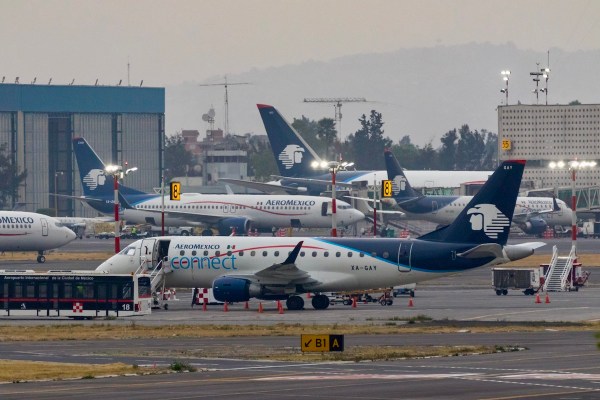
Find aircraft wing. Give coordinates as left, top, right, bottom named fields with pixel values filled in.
left=133, top=207, right=236, bottom=225
left=226, top=241, right=319, bottom=286
left=457, top=243, right=504, bottom=259
left=346, top=196, right=405, bottom=216
left=218, top=178, right=297, bottom=195
left=271, top=175, right=355, bottom=189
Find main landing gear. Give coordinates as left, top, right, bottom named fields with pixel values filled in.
left=37, top=251, right=46, bottom=263
left=311, top=294, right=330, bottom=310
left=286, top=295, right=305, bottom=311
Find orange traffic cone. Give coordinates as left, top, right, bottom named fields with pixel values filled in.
left=223, top=301, right=229, bottom=312
left=258, top=302, right=264, bottom=313
left=352, top=296, right=357, bottom=308
left=535, top=293, right=541, bottom=304
left=307, top=292, right=311, bottom=298
left=545, top=293, right=551, bottom=304
left=408, top=297, right=414, bottom=307
left=244, top=301, right=249, bottom=309
left=202, top=300, right=207, bottom=311
left=279, top=303, right=284, bottom=314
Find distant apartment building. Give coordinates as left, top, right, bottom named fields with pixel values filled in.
left=498, top=104, right=600, bottom=189
left=0, top=84, right=165, bottom=216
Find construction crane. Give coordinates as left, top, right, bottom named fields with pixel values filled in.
left=303, top=97, right=367, bottom=141
left=199, top=77, right=249, bottom=135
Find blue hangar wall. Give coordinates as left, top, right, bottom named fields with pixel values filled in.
left=0, top=84, right=165, bottom=217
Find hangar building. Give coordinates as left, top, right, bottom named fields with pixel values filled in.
left=0, top=83, right=165, bottom=217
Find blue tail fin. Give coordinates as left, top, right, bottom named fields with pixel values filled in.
left=72, top=137, right=149, bottom=214
left=257, top=104, right=322, bottom=177
left=384, top=149, right=421, bottom=199
left=420, top=160, right=526, bottom=245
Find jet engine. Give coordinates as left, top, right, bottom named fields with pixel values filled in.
left=212, top=277, right=289, bottom=302
left=216, top=217, right=252, bottom=236
left=518, top=217, right=548, bottom=236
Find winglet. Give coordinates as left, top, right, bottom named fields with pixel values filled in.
left=282, top=241, right=304, bottom=264
left=552, top=197, right=560, bottom=212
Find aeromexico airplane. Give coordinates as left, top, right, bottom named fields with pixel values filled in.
left=380, top=149, right=572, bottom=235
left=97, top=159, right=544, bottom=310
left=72, top=138, right=364, bottom=235
left=220, top=104, right=493, bottom=195
left=0, top=211, right=76, bottom=262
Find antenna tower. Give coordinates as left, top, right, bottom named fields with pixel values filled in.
left=303, top=97, right=367, bottom=141
left=199, top=77, right=249, bottom=135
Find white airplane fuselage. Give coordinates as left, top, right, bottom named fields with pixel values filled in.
left=122, top=193, right=364, bottom=230
left=0, top=211, right=77, bottom=252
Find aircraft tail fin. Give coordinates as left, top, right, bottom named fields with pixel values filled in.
left=72, top=137, right=148, bottom=214
left=257, top=104, right=322, bottom=177
left=419, top=160, right=526, bottom=245
left=384, top=149, right=421, bottom=199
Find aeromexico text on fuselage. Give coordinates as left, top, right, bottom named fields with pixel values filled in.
left=0, top=216, right=35, bottom=224
left=103, top=195, right=319, bottom=208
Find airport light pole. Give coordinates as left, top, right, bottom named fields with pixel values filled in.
left=500, top=70, right=510, bottom=105
left=54, top=171, right=64, bottom=217
left=105, top=164, right=138, bottom=253
left=312, top=160, right=354, bottom=237
left=549, top=160, right=596, bottom=257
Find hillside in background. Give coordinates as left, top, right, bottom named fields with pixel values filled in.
left=166, top=43, right=600, bottom=147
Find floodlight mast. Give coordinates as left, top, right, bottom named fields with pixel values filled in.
left=199, top=77, right=250, bottom=135
left=303, top=97, right=367, bottom=142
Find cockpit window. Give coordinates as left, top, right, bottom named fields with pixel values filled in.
left=54, top=222, right=64, bottom=228
left=120, top=245, right=137, bottom=256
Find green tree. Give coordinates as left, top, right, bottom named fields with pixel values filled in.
left=0, top=143, right=26, bottom=209
left=438, top=129, right=458, bottom=170
left=164, top=133, right=194, bottom=181
left=316, top=118, right=337, bottom=159
left=455, top=124, right=485, bottom=170
left=248, top=142, right=278, bottom=180
left=389, top=136, right=419, bottom=169
left=481, top=130, right=498, bottom=169
left=291, top=116, right=326, bottom=157
left=349, top=110, right=392, bottom=170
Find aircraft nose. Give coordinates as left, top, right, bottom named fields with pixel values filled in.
left=65, top=228, right=77, bottom=242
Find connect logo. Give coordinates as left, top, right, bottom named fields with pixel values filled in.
left=391, top=175, right=407, bottom=194
left=467, top=204, right=510, bottom=239
left=83, top=169, right=107, bottom=190
left=278, top=145, right=305, bottom=169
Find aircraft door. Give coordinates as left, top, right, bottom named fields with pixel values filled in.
left=140, top=238, right=157, bottom=270
left=41, top=218, right=49, bottom=236
left=397, top=242, right=412, bottom=272
left=431, top=201, right=438, bottom=215
left=321, top=202, right=329, bottom=217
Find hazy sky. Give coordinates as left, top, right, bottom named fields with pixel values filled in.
left=2, top=0, right=599, bottom=87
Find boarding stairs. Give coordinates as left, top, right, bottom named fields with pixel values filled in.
left=543, top=245, right=576, bottom=292
left=135, top=257, right=175, bottom=309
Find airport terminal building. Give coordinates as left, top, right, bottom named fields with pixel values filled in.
left=498, top=104, right=600, bottom=190
left=0, top=84, right=165, bottom=217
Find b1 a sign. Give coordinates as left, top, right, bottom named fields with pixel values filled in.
left=301, top=334, right=344, bottom=352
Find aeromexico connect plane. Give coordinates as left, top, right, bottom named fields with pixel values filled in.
left=72, top=138, right=364, bottom=235
left=381, top=149, right=572, bottom=236
left=221, top=104, right=492, bottom=195
left=97, top=159, right=544, bottom=310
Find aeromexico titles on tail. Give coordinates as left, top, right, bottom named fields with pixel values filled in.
left=380, top=149, right=572, bottom=236
left=97, top=159, right=544, bottom=310
left=220, top=104, right=492, bottom=195
left=72, top=138, right=364, bottom=235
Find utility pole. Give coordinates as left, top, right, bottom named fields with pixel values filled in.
left=199, top=77, right=249, bottom=135
left=303, top=97, right=367, bottom=142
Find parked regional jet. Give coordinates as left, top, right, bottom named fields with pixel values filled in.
left=378, top=149, right=572, bottom=235
left=97, top=159, right=544, bottom=310
left=220, top=104, right=493, bottom=195
left=72, top=138, right=364, bottom=235
left=0, top=211, right=77, bottom=262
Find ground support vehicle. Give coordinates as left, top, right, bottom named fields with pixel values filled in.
left=492, top=267, right=542, bottom=295
left=0, top=270, right=152, bottom=318
left=392, top=283, right=416, bottom=297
